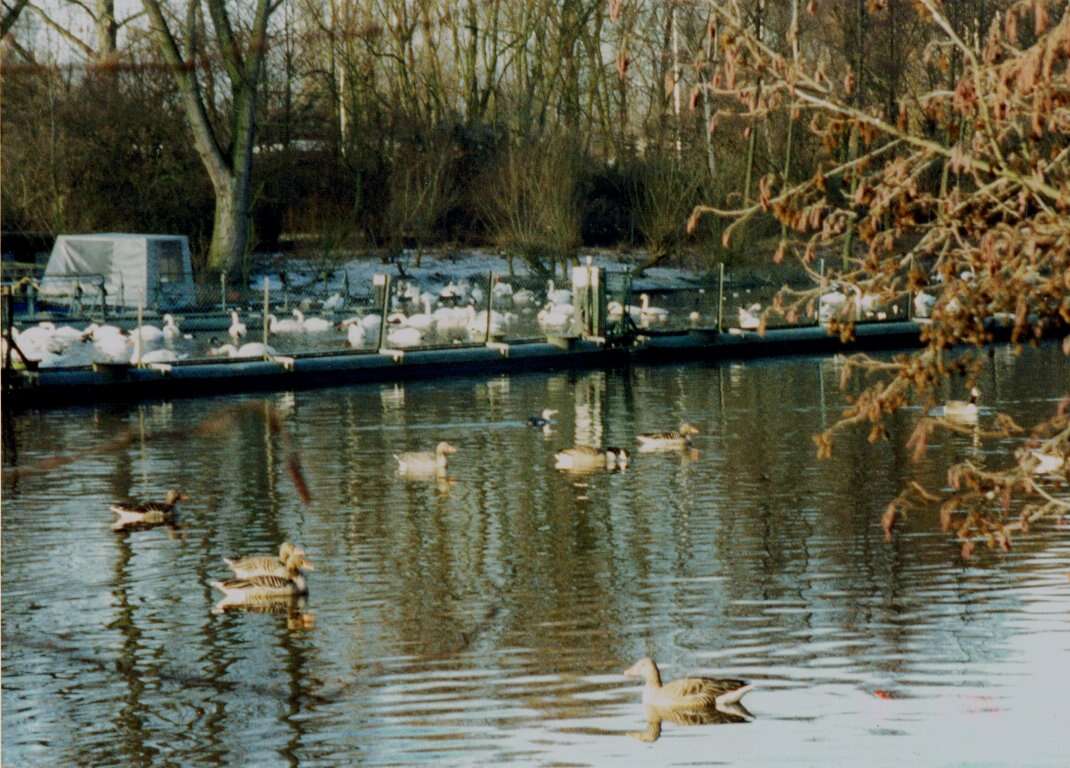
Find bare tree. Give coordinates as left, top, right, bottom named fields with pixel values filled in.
left=142, top=0, right=278, bottom=275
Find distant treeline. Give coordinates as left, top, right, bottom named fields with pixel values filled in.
left=1, top=0, right=1005, bottom=276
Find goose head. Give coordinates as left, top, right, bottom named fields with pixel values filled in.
left=285, top=547, right=315, bottom=572
left=165, top=489, right=189, bottom=505
left=292, top=309, right=306, bottom=322
left=624, top=657, right=661, bottom=686
left=435, top=441, right=458, bottom=458
left=163, top=313, right=177, bottom=327
left=679, top=423, right=700, bottom=437
left=968, top=386, right=981, bottom=404
left=541, top=409, right=558, bottom=420
left=606, top=447, right=630, bottom=469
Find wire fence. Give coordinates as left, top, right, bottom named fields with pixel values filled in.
left=2, top=261, right=913, bottom=371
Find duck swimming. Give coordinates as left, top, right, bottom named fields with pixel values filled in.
left=624, top=657, right=752, bottom=711
left=933, top=387, right=980, bottom=423
left=527, top=409, right=558, bottom=428
left=396, top=441, right=457, bottom=476
left=553, top=446, right=629, bottom=472
left=224, top=542, right=315, bottom=579
left=210, top=550, right=310, bottom=612
left=111, top=489, right=188, bottom=530
left=636, top=423, right=700, bottom=451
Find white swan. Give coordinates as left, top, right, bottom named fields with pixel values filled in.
left=512, top=288, right=535, bottom=308
left=294, top=308, right=332, bottom=332
left=228, top=310, right=247, bottom=341
left=818, top=291, right=847, bottom=323
left=913, top=291, right=936, bottom=319
left=209, top=339, right=239, bottom=357
left=131, top=322, right=164, bottom=345
left=323, top=292, right=345, bottom=312
left=343, top=320, right=365, bottom=348
left=467, top=309, right=511, bottom=340
left=234, top=342, right=277, bottom=358
left=405, top=297, right=437, bottom=335
left=737, top=303, right=761, bottom=330
left=638, top=293, right=669, bottom=323
left=134, top=348, right=179, bottom=364
left=386, top=326, right=423, bottom=348
left=268, top=313, right=303, bottom=334
left=538, top=302, right=575, bottom=334
left=162, top=314, right=181, bottom=342
left=546, top=279, right=572, bottom=306
left=92, top=330, right=130, bottom=363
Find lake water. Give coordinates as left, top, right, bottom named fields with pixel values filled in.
left=3, top=344, right=1068, bottom=766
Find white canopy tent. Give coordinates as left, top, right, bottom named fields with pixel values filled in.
left=39, top=234, right=196, bottom=310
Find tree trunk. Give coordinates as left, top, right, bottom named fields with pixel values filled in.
left=94, top=0, right=117, bottom=61
left=206, top=173, right=250, bottom=274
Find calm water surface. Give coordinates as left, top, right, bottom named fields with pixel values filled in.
left=3, top=345, right=1069, bottom=766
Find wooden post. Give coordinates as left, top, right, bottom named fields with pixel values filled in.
left=263, top=277, right=270, bottom=349
left=907, top=254, right=914, bottom=320
left=135, top=302, right=143, bottom=367
left=377, top=274, right=391, bottom=351
left=485, top=271, right=496, bottom=343
left=717, top=262, right=725, bottom=332
left=221, top=271, right=227, bottom=313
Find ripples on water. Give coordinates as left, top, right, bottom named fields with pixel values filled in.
left=3, top=344, right=1068, bottom=766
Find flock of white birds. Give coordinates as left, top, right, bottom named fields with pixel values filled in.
left=6, top=274, right=940, bottom=369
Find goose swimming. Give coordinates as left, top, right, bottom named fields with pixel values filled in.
left=637, top=423, right=700, bottom=451
left=553, top=446, right=629, bottom=472
left=210, top=551, right=310, bottom=612
left=932, top=387, right=980, bottom=423
left=624, top=657, right=752, bottom=711
left=224, top=542, right=315, bottom=579
left=396, top=441, right=457, bottom=476
left=528, top=409, right=558, bottom=429
left=111, top=489, right=188, bottom=531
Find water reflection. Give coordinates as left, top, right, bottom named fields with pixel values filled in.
left=3, top=344, right=1068, bottom=765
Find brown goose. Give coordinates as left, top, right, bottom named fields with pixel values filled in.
left=110, top=489, right=188, bottom=530
left=210, top=550, right=309, bottom=613
left=223, top=542, right=315, bottom=579
left=624, top=657, right=752, bottom=711
left=636, top=423, right=699, bottom=452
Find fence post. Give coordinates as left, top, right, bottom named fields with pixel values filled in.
left=99, top=279, right=108, bottom=321
left=135, top=302, right=143, bottom=367
left=377, top=273, right=391, bottom=351
left=717, top=262, right=725, bottom=332
left=221, top=271, right=227, bottom=313
left=818, top=258, right=825, bottom=327
left=26, top=280, right=36, bottom=319
left=485, top=271, right=496, bottom=343
left=119, top=275, right=124, bottom=311
left=907, top=254, right=914, bottom=320
left=262, top=277, right=270, bottom=350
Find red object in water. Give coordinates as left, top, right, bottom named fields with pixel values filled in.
left=873, top=690, right=894, bottom=700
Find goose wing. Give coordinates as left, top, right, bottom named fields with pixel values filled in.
left=661, top=676, right=749, bottom=706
